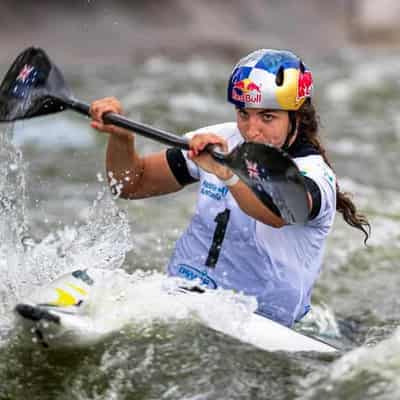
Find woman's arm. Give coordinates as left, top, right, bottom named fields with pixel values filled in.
left=90, top=97, right=182, bottom=199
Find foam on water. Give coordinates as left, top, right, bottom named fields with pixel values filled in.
left=72, top=269, right=258, bottom=342
left=323, top=177, right=400, bottom=273
left=297, top=303, right=341, bottom=340
left=325, top=52, right=400, bottom=107
left=299, top=326, right=400, bottom=399
left=122, top=57, right=232, bottom=131
left=12, top=115, right=95, bottom=148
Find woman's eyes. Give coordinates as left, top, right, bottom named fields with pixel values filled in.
left=238, top=111, right=275, bottom=121
left=262, top=114, right=273, bottom=121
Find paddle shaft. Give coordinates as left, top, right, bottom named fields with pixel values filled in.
left=64, top=98, right=191, bottom=150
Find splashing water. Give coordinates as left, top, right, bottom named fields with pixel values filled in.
left=0, top=124, right=29, bottom=332
left=18, top=188, right=132, bottom=289
left=121, top=270, right=256, bottom=333
left=0, top=122, right=133, bottom=343
left=297, top=303, right=341, bottom=339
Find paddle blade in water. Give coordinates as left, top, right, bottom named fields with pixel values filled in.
left=0, top=47, right=71, bottom=122
left=222, top=142, right=309, bottom=224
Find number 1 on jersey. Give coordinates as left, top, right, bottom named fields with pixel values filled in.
left=206, top=209, right=230, bottom=268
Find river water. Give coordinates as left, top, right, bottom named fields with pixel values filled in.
left=1, top=48, right=400, bottom=399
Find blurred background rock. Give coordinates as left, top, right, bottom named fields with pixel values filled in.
left=1, top=0, right=399, bottom=65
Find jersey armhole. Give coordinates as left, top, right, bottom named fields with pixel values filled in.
left=166, top=147, right=198, bottom=186
left=304, top=176, right=321, bottom=220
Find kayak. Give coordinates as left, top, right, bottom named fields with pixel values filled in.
left=14, top=268, right=338, bottom=353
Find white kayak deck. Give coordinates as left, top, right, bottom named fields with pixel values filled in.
left=14, top=268, right=339, bottom=353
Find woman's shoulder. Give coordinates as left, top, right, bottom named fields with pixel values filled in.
left=295, top=155, right=336, bottom=195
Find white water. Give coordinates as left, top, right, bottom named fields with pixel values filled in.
left=0, top=122, right=133, bottom=344
left=66, top=269, right=259, bottom=345
left=299, top=326, right=400, bottom=399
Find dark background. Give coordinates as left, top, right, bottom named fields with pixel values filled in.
left=0, top=0, right=373, bottom=66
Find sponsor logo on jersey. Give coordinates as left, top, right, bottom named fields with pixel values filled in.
left=177, top=264, right=217, bottom=289
left=200, top=180, right=229, bottom=200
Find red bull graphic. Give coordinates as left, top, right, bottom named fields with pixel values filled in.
left=232, top=78, right=262, bottom=104
left=297, top=70, right=313, bottom=100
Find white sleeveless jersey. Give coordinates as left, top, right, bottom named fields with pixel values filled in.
left=167, top=122, right=336, bottom=327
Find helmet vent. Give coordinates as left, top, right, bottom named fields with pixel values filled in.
left=275, top=67, right=284, bottom=86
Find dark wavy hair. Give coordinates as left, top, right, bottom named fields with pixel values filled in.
left=296, top=99, right=371, bottom=244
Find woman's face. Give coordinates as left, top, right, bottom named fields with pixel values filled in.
left=236, top=108, right=296, bottom=148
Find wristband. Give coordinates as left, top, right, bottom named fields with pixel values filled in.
left=221, top=174, right=240, bottom=187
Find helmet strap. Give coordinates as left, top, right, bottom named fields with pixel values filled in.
left=282, top=111, right=297, bottom=151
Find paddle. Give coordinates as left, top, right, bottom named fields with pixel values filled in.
left=0, top=47, right=309, bottom=224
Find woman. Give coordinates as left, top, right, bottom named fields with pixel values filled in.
left=90, top=49, right=370, bottom=327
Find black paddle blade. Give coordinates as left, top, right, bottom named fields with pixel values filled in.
left=223, top=143, right=309, bottom=224
left=0, top=47, right=71, bottom=122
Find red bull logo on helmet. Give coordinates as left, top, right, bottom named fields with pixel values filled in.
left=297, top=70, right=313, bottom=101
left=232, top=78, right=262, bottom=104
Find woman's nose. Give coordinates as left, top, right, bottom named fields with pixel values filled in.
left=246, top=120, right=262, bottom=140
